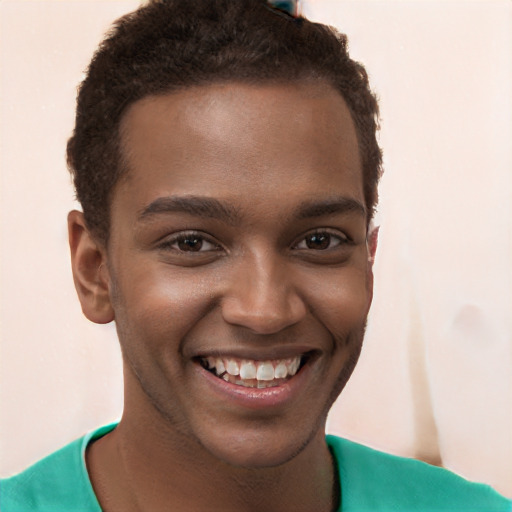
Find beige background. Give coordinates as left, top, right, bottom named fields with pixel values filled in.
left=1, top=0, right=511, bottom=497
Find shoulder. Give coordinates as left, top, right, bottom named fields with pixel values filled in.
left=326, top=435, right=512, bottom=512
left=0, top=425, right=115, bottom=512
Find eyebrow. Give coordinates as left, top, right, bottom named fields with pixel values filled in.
left=137, top=194, right=366, bottom=224
left=137, top=195, right=240, bottom=224
left=295, top=197, right=367, bottom=220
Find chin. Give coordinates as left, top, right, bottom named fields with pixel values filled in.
left=195, top=418, right=325, bottom=469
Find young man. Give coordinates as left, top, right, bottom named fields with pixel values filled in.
left=1, top=1, right=510, bottom=511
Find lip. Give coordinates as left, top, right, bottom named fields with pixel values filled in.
left=192, top=352, right=316, bottom=411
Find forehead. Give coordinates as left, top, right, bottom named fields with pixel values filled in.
left=115, top=81, right=363, bottom=219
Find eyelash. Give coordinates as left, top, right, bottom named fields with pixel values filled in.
left=292, top=229, right=350, bottom=251
left=158, top=229, right=350, bottom=254
left=158, top=231, right=222, bottom=254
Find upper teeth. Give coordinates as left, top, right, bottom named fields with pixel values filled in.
left=202, top=356, right=302, bottom=381
left=240, top=361, right=257, bottom=379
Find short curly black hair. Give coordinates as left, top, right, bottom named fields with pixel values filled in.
left=67, top=0, right=382, bottom=243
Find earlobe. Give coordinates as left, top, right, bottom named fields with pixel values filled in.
left=68, top=210, right=114, bottom=324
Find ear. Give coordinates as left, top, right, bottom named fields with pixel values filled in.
left=367, top=225, right=379, bottom=266
left=68, top=210, right=114, bottom=324
left=365, top=225, right=379, bottom=310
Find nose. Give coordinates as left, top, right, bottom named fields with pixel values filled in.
left=221, top=252, right=307, bottom=334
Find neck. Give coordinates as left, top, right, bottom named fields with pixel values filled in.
left=87, top=381, right=338, bottom=512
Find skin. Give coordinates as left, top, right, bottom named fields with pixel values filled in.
left=68, top=81, right=376, bottom=512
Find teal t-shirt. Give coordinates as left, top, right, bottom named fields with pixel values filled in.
left=1, top=424, right=510, bottom=511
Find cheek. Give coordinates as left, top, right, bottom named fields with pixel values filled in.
left=112, top=265, right=217, bottom=349
left=301, top=266, right=371, bottom=335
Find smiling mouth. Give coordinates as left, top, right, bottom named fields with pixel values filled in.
left=198, top=354, right=310, bottom=389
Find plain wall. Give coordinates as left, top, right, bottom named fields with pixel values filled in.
left=1, top=0, right=511, bottom=497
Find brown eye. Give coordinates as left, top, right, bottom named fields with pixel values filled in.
left=305, top=233, right=331, bottom=250
left=160, top=232, right=220, bottom=253
left=294, top=231, right=347, bottom=251
left=177, top=235, right=204, bottom=252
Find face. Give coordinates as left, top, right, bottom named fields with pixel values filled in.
left=104, top=81, right=373, bottom=468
